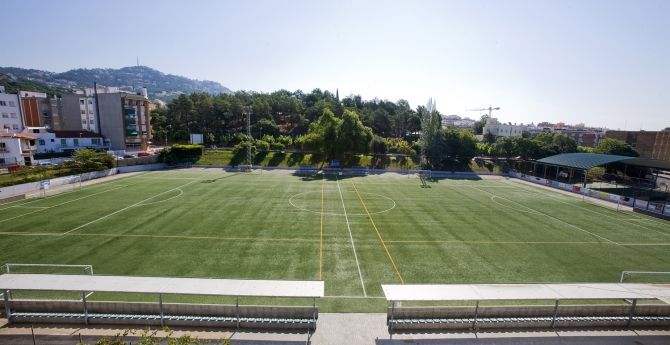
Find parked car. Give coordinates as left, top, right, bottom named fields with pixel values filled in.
left=38, top=162, right=52, bottom=167
left=138, top=152, right=151, bottom=157
left=123, top=154, right=136, bottom=159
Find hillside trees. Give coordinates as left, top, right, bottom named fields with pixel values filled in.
left=593, top=138, right=640, bottom=157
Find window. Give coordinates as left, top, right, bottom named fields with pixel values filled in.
left=11, top=113, right=17, bottom=118
left=88, top=100, right=92, bottom=104
left=140, top=102, right=144, bottom=106
left=81, top=110, right=85, bottom=115
left=91, top=138, right=101, bottom=145
left=133, top=101, right=137, bottom=106
left=39, top=139, right=45, bottom=145
left=89, top=109, right=93, bottom=114
left=89, top=120, right=94, bottom=124
left=73, top=139, right=79, bottom=147
left=80, top=100, right=85, bottom=105
left=12, top=124, right=19, bottom=130
left=0, top=101, right=6, bottom=106
left=33, top=129, right=39, bottom=133
left=50, top=139, right=54, bottom=142
left=60, top=139, right=66, bottom=145
left=1, top=113, right=7, bottom=118
left=124, top=101, right=129, bottom=106
left=8, top=101, right=15, bottom=107
left=43, top=113, right=49, bottom=117
left=82, top=120, right=87, bottom=124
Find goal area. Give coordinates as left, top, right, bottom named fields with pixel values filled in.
left=39, top=175, right=83, bottom=198
left=1, top=263, right=93, bottom=301
left=619, top=271, right=670, bottom=283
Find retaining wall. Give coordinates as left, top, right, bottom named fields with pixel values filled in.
left=117, top=163, right=166, bottom=173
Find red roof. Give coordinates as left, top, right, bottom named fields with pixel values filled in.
left=53, top=131, right=103, bottom=138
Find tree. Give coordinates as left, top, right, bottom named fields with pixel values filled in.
left=493, top=136, right=517, bottom=159
left=299, top=109, right=373, bottom=167
left=593, top=138, right=640, bottom=157
left=371, top=135, right=388, bottom=154
left=70, top=149, right=115, bottom=173
left=457, top=130, right=478, bottom=163
left=513, top=137, right=540, bottom=160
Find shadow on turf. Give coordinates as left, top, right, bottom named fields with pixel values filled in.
left=200, top=173, right=241, bottom=183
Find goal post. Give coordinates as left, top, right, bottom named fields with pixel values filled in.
left=39, top=174, right=83, bottom=198
left=620, top=271, right=670, bottom=283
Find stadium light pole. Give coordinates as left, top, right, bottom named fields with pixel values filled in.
left=244, top=106, right=253, bottom=169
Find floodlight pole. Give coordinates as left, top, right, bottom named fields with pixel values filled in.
left=244, top=106, right=253, bottom=169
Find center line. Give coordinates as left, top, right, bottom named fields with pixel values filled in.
left=319, top=174, right=324, bottom=280
left=349, top=177, right=405, bottom=284
left=336, top=175, right=367, bottom=296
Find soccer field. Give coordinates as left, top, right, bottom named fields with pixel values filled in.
left=1, top=169, right=669, bottom=312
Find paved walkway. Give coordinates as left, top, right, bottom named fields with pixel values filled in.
left=1, top=314, right=669, bottom=345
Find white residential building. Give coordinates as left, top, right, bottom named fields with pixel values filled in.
left=482, top=118, right=524, bottom=138
left=0, top=86, right=24, bottom=133
left=0, top=128, right=38, bottom=167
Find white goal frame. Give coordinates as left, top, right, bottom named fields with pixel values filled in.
left=620, top=271, right=670, bottom=283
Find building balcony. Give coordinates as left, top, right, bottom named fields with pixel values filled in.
left=21, top=145, right=37, bottom=151
left=57, top=143, right=110, bottom=150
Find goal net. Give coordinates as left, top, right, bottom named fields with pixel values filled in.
left=417, top=170, right=431, bottom=178
left=39, top=174, right=83, bottom=198
left=1, top=263, right=93, bottom=301
left=619, top=271, right=670, bottom=283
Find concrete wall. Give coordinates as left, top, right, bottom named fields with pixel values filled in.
left=97, top=93, right=125, bottom=151
left=117, top=163, right=165, bottom=173
left=0, top=169, right=116, bottom=198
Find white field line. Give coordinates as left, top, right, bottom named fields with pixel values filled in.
left=134, top=189, right=183, bottom=206
left=60, top=179, right=200, bottom=236
left=336, top=175, right=367, bottom=297
left=0, top=176, right=163, bottom=224
left=0, top=172, right=156, bottom=212
left=467, top=185, right=619, bottom=245
left=502, top=180, right=670, bottom=237
left=13, top=206, right=50, bottom=209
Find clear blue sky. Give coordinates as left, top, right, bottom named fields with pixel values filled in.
left=2, top=0, right=668, bottom=130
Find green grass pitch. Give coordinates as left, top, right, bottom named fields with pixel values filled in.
left=1, top=169, right=669, bottom=312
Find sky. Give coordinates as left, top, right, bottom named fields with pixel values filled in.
left=2, top=0, right=669, bottom=130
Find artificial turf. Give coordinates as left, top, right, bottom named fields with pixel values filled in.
left=0, top=169, right=669, bottom=312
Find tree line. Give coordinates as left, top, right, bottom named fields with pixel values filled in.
left=151, top=89, right=639, bottom=169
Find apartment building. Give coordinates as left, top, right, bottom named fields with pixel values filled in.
left=61, top=87, right=152, bottom=152
left=28, top=127, right=109, bottom=154
left=0, top=86, right=24, bottom=132
left=559, top=130, right=605, bottom=148
left=605, top=130, right=670, bottom=161
left=19, top=90, right=64, bottom=130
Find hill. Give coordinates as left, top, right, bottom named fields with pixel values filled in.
left=0, top=66, right=233, bottom=101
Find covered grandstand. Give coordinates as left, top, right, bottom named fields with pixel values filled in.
left=513, top=153, right=670, bottom=217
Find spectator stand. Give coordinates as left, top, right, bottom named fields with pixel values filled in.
left=1, top=274, right=324, bottom=330
left=382, top=283, right=670, bottom=332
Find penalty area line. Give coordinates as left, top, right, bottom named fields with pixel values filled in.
left=60, top=179, right=201, bottom=236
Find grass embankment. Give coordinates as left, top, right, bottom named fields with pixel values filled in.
left=195, top=150, right=504, bottom=172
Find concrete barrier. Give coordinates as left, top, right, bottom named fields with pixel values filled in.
left=0, top=194, right=25, bottom=205
left=117, top=163, right=166, bottom=173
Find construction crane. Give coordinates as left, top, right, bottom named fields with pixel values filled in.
left=466, top=105, right=500, bottom=118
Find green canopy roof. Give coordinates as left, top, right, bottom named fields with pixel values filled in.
left=536, top=153, right=670, bottom=170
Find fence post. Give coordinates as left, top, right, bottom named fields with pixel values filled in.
left=551, top=300, right=559, bottom=328
left=159, top=294, right=164, bottom=327
left=472, top=301, right=479, bottom=330
left=3, top=290, right=10, bottom=323
left=82, top=291, right=88, bottom=325
left=627, top=299, right=637, bottom=328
